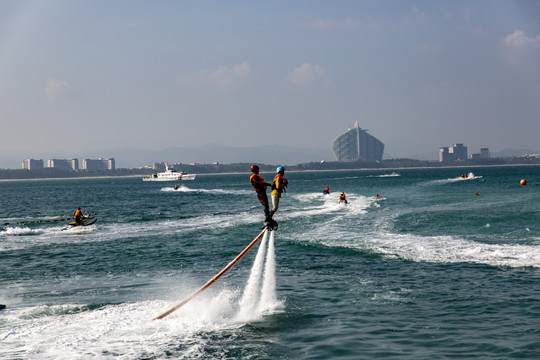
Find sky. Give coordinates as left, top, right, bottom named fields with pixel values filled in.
left=1, top=0, right=539, bottom=168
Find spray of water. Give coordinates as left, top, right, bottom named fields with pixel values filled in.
left=237, top=230, right=281, bottom=321
left=237, top=231, right=268, bottom=320
left=258, top=230, right=277, bottom=313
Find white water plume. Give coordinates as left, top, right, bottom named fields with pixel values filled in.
left=258, top=230, right=277, bottom=313
left=237, top=230, right=281, bottom=320
left=237, top=231, right=268, bottom=320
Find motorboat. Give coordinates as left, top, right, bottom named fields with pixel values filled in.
left=142, top=163, right=196, bottom=181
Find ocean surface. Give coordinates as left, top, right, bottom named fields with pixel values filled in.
left=1, top=166, right=539, bottom=359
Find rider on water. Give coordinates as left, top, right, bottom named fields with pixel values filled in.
left=269, top=166, right=288, bottom=219
left=74, top=207, right=83, bottom=225
left=323, top=186, right=330, bottom=195
left=250, top=165, right=274, bottom=226
left=339, top=192, right=348, bottom=204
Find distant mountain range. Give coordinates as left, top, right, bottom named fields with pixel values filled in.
left=83, top=143, right=336, bottom=168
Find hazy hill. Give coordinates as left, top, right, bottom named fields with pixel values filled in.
left=491, top=148, right=539, bottom=158
left=77, top=144, right=335, bottom=168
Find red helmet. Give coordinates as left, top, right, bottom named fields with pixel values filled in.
left=250, top=165, right=259, bottom=172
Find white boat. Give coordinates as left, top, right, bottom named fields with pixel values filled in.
left=142, top=163, right=196, bottom=181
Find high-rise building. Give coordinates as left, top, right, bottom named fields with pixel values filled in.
left=47, top=159, right=79, bottom=170
left=82, top=158, right=115, bottom=170
left=480, top=148, right=490, bottom=158
left=439, top=143, right=468, bottom=162
left=22, top=159, right=44, bottom=170
left=331, top=121, right=384, bottom=162
left=439, top=147, right=451, bottom=162
left=471, top=148, right=490, bottom=160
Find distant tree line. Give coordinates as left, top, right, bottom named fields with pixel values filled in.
left=0, top=168, right=154, bottom=180
left=1, top=157, right=539, bottom=180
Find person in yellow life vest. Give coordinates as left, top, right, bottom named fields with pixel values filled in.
left=339, top=192, right=348, bottom=204
left=73, top=207, right=83, bottom=225
left=269, top=166, right=288, bottom=219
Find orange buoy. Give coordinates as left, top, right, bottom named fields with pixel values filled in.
left=520, top=179, right=527, bottom=186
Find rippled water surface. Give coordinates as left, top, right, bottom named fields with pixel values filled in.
left=1, top=166, right=539, bottom=359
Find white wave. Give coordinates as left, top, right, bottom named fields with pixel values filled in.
left=4, top=226, right=46, bottom=236
left=161, top=185, right=251, bottom=195
left=315, top=230, right=540, bottom=268
left=380, top=233, right=540, bottom=268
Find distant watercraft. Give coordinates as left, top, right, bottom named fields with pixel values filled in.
left=459, top=172, right=476, bottom=180
left=142, top=163, right=196, bottom=181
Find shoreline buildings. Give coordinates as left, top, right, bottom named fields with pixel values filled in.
left=22, top=158, right=115, bottom=170
left=331, top=121, right=384, bottom=162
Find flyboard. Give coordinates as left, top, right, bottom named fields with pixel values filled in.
left=68, top=217, right=97, bottom=226
left=152, top=227, right=269, bottom=320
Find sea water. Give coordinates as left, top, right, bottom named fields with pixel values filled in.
left=1, top=166, right=539, bottom=359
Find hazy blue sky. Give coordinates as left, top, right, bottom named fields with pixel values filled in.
left=1, top=0, right=539, bottom=167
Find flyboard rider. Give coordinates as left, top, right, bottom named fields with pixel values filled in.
left=269, top=166, right=288, bottom=219
left=250, top=165, right=278, bottom=229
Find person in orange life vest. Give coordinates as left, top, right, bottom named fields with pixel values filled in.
left=269, top=166, right=288, bottom=218
left=74, top=207, right=83, bottom=225
left=250, top=165, right=272, bottom=221
left=323, top=186, right=330, bottom=195
left=339, top=192, right=348, bottom=204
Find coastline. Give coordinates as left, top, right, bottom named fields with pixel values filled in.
left=1, top=163, right=539, bottom=182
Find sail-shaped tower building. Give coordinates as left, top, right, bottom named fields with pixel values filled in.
left=331, top=122, right=384, bottom=162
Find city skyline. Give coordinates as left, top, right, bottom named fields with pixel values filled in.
left=1, top=1, right=539, bottom=169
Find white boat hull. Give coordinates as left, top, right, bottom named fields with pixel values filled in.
left=142, top=174, right=196, bottom=181
left=142, top=163, right=196, bottom=181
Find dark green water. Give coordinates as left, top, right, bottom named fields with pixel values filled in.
left=1, top=166, right=539, bottom=359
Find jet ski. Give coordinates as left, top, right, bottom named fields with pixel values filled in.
left=68, top=217, right=97, bottom=226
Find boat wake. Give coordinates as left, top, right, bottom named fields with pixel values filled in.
left=161, top=185, right=251, bottom=195
left=369, top=172, right=401, bottom=178
left=425, top=173, right=483, bottom=185
left=296, top=226, right=540, bottom=269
